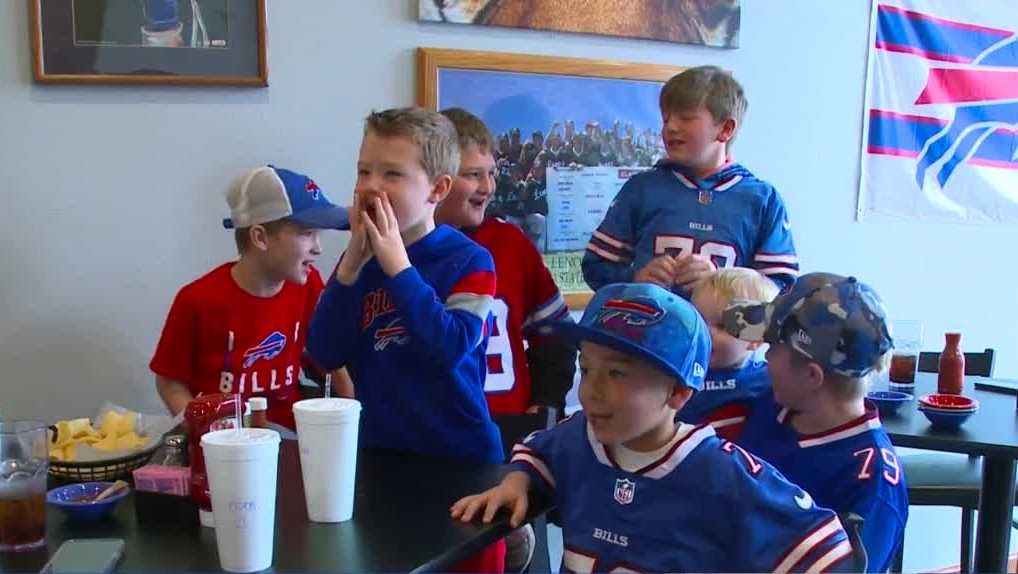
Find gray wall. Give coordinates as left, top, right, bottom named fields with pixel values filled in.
left=2, top=1, right=1013, bottom=422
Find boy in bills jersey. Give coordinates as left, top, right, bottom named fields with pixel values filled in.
left=452, top=283, right=856, bottom=573
left=679, top=268, right=779, bottom=438
left=723, top=272, right=908, bottom=573
left=582, top=66, right=798, bottom=297
left=308, top=108, right=505, bottom=573
left=150, top=165, right=349, bottom=430
left=436, top=108, right=576, bottom=416
left=308, top=107, right=503, bottom=463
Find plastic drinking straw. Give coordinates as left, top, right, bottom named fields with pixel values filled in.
left=324, top=373, right=332, bottom=399
left=234, top=393, right=242, bottom=433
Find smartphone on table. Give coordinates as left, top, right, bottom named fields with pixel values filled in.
left=40, top=538, right=125, bottom=573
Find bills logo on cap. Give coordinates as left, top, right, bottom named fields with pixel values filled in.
left=614, top=478, right=635, bottom=505
left=243, top=331, right=287, bottom=368
left=597, top=298, right=665, bottom=327
left=597, top=297, right=666, bottom=344
left=305, top=179, right=321, bottom=200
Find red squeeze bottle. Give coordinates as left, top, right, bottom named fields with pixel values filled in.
left=184, top=393, right=243, bottom=526
left=937, top=332, right=965, bottom=395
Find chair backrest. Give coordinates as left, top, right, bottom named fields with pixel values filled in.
left=839, top=512, right=868, bottom=573
left=492, top=407, right=558, bottom=460
left=491, top=407, right=558, bottom=573
left=917, top=348, right=995, bottom=377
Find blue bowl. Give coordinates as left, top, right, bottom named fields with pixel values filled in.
left=867, top=390, right=912, bottom=415
left=47, top=482, right=129, bottom=522
left=919, top=405, right=975, bottom=429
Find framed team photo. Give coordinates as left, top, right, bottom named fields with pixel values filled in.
left=31, top=0, right=268, bottom=86
left=417, top=47, right=684, bottom=307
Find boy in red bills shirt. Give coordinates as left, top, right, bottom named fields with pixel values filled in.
left=434, top=108, right=578, bottom=572
left=435, top=108, right=577, bottom=416
left=150, top=165, right=348, bottom=430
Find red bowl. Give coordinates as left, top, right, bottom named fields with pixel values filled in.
left=918, top=393, right=979, bottom=411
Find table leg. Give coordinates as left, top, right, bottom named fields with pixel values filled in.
left=974, top=455, right=1017, bottom=573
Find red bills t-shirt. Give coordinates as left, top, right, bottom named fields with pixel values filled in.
left=467, top=219, right=569, bottom=415
left=150, top=263, right=323, bottom=429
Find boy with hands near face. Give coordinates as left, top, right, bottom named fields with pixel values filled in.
left=308, top=108, right=503, bottom=465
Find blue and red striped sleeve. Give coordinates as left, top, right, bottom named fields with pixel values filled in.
left=385, top=249, right=496, bottom=371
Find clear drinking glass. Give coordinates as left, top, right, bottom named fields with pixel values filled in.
left=889, top=320, right=924, bottom=387
left=0, top=420, right=48, bottom=552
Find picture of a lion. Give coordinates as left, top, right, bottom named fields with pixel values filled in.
left=420, top=0, right=740, bottom=48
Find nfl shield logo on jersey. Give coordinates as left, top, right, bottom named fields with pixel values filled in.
left=613, top=478, right=635, bottom=505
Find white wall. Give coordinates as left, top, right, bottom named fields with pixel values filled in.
left=2, top=1, right=1014, bottom=422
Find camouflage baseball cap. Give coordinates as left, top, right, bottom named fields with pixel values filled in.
left=537, top=283, right=711, bottom=390
left=721, top=273, right=892, bottom=377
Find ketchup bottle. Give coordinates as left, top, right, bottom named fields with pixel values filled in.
left=184, top=393, right=242, bottom=526
left=937, top=332, right=965, bottom=395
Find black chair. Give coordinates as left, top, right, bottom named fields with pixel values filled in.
left=917, top=348, right=995, bottom=377
left=840, top=512, right=869, bottom=573
left=893, top=348, right=996, bottom=573
left=492, top=407, right=557, bottom=573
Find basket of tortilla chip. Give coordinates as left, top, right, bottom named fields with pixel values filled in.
left=48, top=406, right=174, bottom=481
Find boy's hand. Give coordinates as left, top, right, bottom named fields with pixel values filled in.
left=634, top=255, right=679, bottom=288
left=362, top=193, right=411, bottom=278
left=336, top=192, right=374, bottom=285
left=450, top=471, right=531, bottom=528
left=673, top=254, right=716, bottom=289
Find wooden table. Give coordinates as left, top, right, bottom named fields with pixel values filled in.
left=878, top=372, right=1018, bottom=573
left=2, top=440, right=542, bottom=572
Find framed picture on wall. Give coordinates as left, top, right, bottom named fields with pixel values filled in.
left=31, top=0, right=268, bottom=86
left=418, top=47, right=684, bottom=308
left=419, top=0, right=740, bottom=48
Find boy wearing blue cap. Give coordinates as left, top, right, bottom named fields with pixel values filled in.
left=452, top=282, right=856, bottom=573
left=723, top=272, right=909, bottom=573
left=151, top=165, right=348, bottom=430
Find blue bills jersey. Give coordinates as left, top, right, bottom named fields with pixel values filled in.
left=510, top=413, right=854, bottom=573
left=678, top=358, right=771, bottom=439
left=737, top=391, right=909, bottom=573
left=582, top=162, right=798, bottom=296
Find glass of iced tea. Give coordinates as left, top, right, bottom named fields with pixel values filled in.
left=889, top=320, right=923, bottom=387
left=0, top=421, right=48, bottom=552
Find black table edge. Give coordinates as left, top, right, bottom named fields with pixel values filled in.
left=412, top=497, right=554, bottom=573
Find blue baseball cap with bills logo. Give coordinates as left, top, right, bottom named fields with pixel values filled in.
left=538, top=283, right=711, bottom=390
left=722, top=272, right=893, bottom=377
left=223, top=165, right=349, bottom=230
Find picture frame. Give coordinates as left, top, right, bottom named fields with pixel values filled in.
left=418, top=47, right=684, bottom=308
left=418, top=0, right=741, bottom=49
left=30, top=0, right=268, bottom=86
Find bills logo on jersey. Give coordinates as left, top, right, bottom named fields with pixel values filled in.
left=242, top=331, right=287, bottom=368
left=613, top=478, right=635, bottom=505
left=305, top=179, right=321, bottom=200
left=374, top=319, right=409, bottom=351
left=864, top=3, right=1018, bottom=220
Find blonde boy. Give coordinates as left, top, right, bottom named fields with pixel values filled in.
left=679, top=267, right=779, bottom=437
left=307, top=107, right=502, bottom=463
left=582, top=65, right=798, bottom=297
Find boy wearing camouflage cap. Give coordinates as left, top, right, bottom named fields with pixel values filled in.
left=452, top=283, right=857, bottom=573
left=723, top=272, right=909, bottom=573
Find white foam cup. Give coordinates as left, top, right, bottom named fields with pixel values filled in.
left=201, top=428, right=281, bottom=573
left=292, top=398, right=361, bottom=522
